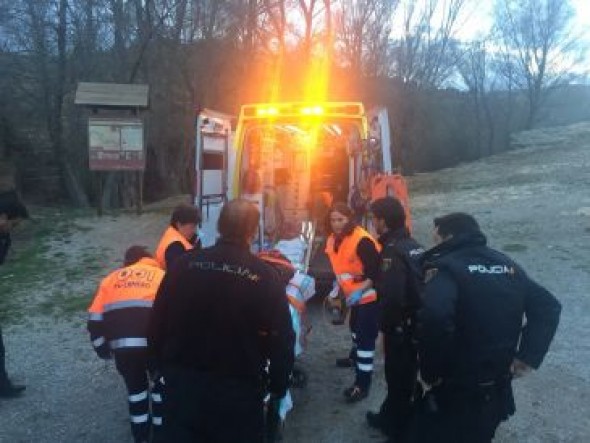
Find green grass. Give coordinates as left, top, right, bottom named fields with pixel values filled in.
left=0, top=208, right=103, bottom=324
left=37, top=289, right=93, bottom=318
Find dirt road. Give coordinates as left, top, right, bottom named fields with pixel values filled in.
left=1, top=123, right=588, bottom=442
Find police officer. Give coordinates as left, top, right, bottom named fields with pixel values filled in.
left=154, top=204, right=201, bottom=270
left=0, top=190, right=28, bottom=398
left=149, top=199, right=294, bottom=443
left=365, top=197, right=424, bottom=441
left=88, top=246, right=165, bottom=443
left=405, top=213, right=561, bottom=443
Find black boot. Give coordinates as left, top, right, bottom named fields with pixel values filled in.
left=366, top=410, right=385, bottom=431
left=0, top=378, right=26, bottom=398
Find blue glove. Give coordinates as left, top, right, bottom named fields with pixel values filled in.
left=346, top=289, right=364, bottom=307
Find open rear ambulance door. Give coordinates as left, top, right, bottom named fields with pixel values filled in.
left=368, top=106, right=393, bottom=173
left=194, top=109, right=233, bottom=246
left=367, top=107, right=413, bottom=232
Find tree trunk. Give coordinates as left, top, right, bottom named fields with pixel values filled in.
left=55, top=0, right=89, bottom=206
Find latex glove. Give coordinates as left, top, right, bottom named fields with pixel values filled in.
left=346, top=289, right=364, bottom=306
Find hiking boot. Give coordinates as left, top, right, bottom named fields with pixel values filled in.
left=0, top=380, right=26, bottom=398
left=336, top=357, right=355, bottom=368
left=343, top=385, right=368, bottom=403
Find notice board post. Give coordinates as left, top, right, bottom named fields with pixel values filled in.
left=75, top=83, right=149, bottom=216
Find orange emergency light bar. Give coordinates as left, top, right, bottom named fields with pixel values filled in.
left=241, top=102, right=365, bottom=120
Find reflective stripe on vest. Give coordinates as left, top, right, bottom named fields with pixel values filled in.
left=334, top=273, right=378, bottom=304
left=155, top=226, right=194, bottom=269
left=325, top=226, right=381, bottom=305
left=103, top=299, right=153, bottom=312
left=87, top=258, right=164, bottom=317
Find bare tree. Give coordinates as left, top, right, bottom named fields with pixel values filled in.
left=296, top=0, right=319, bottom=61
left=393, top=0, right=467, bottom=88
left=494, top=0, right=584, bottom=129
left=459, top=40, right=496, bottom=156
left=334, top=0, right=398, bottom=81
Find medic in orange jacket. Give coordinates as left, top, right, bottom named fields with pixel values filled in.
left=154, top=204, right=201, bottom=270
left=87, top=253, right=164, bottom=358
left=324, top=203, right=382, bottom=403
left=87, top=247, right=166, bottom=443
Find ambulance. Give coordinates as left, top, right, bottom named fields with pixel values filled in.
left=193, top=102, right=410, bottom=286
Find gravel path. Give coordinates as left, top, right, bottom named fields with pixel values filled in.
left=1, top=123, right=588, bottom=442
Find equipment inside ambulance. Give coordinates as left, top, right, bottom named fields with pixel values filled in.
left=193, top=102, right=411, bottom=287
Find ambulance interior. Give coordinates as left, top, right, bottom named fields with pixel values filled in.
left=239, top=121, right=362, bottom=243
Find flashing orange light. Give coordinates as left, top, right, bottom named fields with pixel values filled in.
left=239, top=102, right=365, bottom=121
left=256, top=106, right=279, bottom=117
left=300, top=105, right=324, bottom=116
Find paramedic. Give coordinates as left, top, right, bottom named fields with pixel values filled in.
left=325, top=202, right=381, bottom=403
left=87, top=246, right=165, bottom=443
left=154, top=204, right=201, bottom=270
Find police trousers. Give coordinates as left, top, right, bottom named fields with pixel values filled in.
left=158, top=367, right=265, bottom=443
left=403, top=380, right=515, bottom=443
left=378, top=333, right=418, bottom=439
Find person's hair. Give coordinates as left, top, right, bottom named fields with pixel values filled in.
left=434, top=212, right=481, bottom=239
left=370, top=197, right=406, bottom=231
left=170, top=204, right=201, bottom=226
left=218, top=199, right=260, bottom=244
left=124, top=245, right=152, bottom=266
left=325, top=202, right=356, bottom=235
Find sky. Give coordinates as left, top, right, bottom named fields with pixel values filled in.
left=458, top=0, right=590, bottom=44
left=446, top=0, right=590, bottom=77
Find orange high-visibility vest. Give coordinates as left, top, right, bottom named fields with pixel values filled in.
left=88, top=257, right=164, bottom=316
left=370, top=174, right=413, bottom=233
left=155, top=226, right=194, bottom=269
left=325, top=226, right=381, bottom=305
left=88, top=257, right=165, bottom=350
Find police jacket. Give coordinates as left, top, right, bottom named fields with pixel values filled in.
left=418, top=231, right=561, bottom=385
left=87, top=257, right=165, bottom=359
left=377, top=228, right=424, bottom=335
left=149, top=240, right=295, bottom=398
